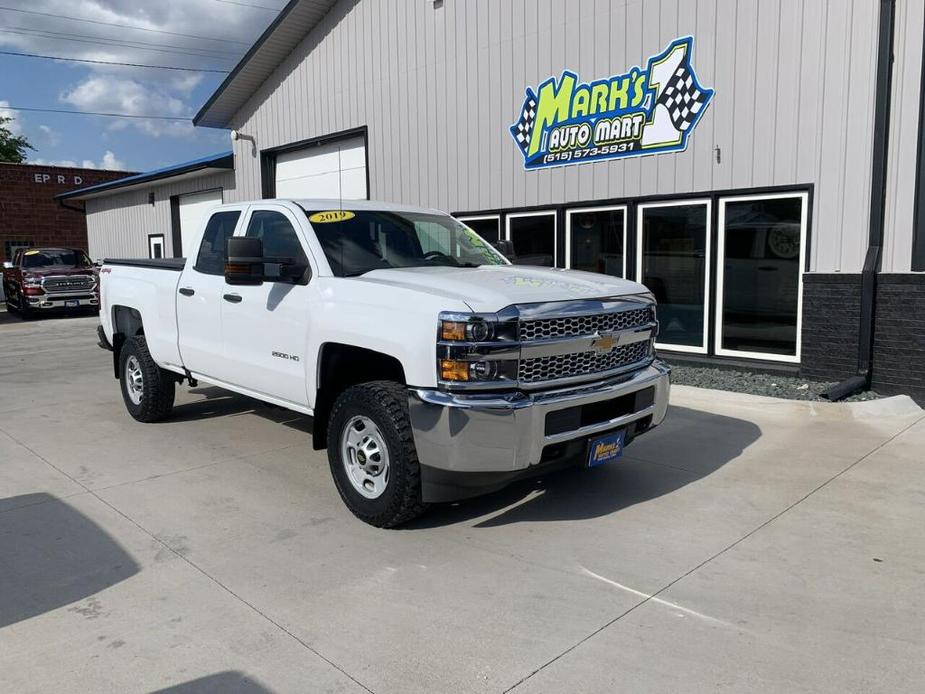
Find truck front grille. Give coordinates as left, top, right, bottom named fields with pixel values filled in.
left=520, top=307, right=653, bottom=341
left=518, top=340, right=651, bottom=384
left=43, top=276, right=95, bottom=293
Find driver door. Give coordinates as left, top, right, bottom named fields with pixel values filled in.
left=220, top=205, right=314, bottom=407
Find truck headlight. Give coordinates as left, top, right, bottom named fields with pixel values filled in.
left=439, top=318, right=494, bottom=342
left=23, top=275, right=43, bottom=288
left=439, top=358, right=517, bottom=382
left=438, top=312, right=517, bottom=343
left=437, top=311, right=518, bottom=388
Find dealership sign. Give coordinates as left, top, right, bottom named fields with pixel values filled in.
left=510, top=37, right=713, bottom=170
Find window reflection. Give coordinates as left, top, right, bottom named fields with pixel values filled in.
left=640, top=204, right=708, bottom=349
left=508, top=214, right=556, bottom=267
left=460, top=217, right=500, bottom=244
left=720, top=197, right=803, bottom=356
left=569, top=208, right=625, bottom=277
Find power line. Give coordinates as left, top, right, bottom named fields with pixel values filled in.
left=210, top=0, right=285, bottom=11
left=0, top=49, right=231, bottom=73
left=3, top=106, right=193, bottom=121
left=1, top=25, right=240, bottom=61
left=0, top=6, right=251, bottom=45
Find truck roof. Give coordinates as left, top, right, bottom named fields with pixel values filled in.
left=282, top=199, right=445, bottom=216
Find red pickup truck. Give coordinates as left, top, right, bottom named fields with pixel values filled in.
left=2, top=247, right=100, bottom=318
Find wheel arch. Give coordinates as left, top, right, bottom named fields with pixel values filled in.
left=312, top=342, right=407, bottom=450
left=110, top=305, right=145, bottom=379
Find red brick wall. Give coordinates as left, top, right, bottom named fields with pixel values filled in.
left=0, top=163, right=134, bottom=263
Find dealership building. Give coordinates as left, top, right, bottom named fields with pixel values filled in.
left=60, top=0, right=925, bottom=401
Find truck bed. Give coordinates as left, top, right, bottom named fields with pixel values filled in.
left=104, top=258, right=186, bottom=271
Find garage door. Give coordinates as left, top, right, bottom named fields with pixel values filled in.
left=178, top=190, right=223, bottom=258
left=274, top=135, right=367, bottom=200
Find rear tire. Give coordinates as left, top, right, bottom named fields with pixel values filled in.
left=327, top=381, right=427, bottom=528
left=119, top=335, right=175, bottom=422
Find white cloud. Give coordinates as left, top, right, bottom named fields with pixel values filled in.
left=29, top=150, right=128, bottom=171
left=101, top=150, right=126, bottom=170
left=60, top=74, right=196, bottom=138
left=38, top=124, right=62, bottom=146
left=29, top=157, right=78, bottom=167
left=0, top=0, right=283, bottom=142
left=0, top=101, right=23, bottom=134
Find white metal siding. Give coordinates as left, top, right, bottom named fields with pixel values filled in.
left=274, top=135, right=367, bottom=199
left=883, top=0, right=925, bottom=273
left=178, top=190, right=224, bottom=258
left=85, top=171, right=236, bottom=260
left=225, top=0, right=883, bottom=273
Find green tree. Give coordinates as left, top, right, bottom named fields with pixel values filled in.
left=0, top=115, right=34, bottom=163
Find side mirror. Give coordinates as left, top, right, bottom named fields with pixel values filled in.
left=492, top=239, right=515, bottom=260
left=2, top=261, right=13, bottom=269
left=225, top=237, right=265, bottom=285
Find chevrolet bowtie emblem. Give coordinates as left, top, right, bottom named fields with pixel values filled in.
left=590, top=333, right=616, bottom=353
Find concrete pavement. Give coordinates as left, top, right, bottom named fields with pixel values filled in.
left=1, top=314, right=923, bottom=693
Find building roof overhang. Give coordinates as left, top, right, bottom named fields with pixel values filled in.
left=194, top=0, right=338, bottom=129
left=56, top=151, right=234, bottom=202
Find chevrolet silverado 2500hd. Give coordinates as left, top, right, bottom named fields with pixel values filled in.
left=98, top=199, right=670, bottom=527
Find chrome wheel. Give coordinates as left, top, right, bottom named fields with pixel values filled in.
left=340, top=415, right=390, bottom=499
left=125, top=355, right=144, bottom=405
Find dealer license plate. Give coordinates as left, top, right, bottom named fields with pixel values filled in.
left=587, top=430, right=625, bottom=467
left=65, top=300, right=80, bottom=307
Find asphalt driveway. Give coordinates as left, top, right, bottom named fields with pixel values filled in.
left=1, top=314, right=924, bottom=693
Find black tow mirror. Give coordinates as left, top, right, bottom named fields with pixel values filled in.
left=225, top=237, right=265, bottom=285
left=492, top=239, right=515, bottom=260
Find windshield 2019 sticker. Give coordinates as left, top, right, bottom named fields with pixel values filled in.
left=510, top=37, right=713, bottom=170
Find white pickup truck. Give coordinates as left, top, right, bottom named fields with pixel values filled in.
left=98, top=199, right=670, bottom=526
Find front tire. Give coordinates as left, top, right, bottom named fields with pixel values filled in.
left=327, top=381, right=427, bottom=528
left=119, top=335, right=175, bottom=422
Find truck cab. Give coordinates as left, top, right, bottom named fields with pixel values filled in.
left=3, top=247, right=99, bottom=317
left=99, top=199, right=670, bottom=527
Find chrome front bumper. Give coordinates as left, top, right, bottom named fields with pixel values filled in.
left=408, top=360, right=670, bottom=475
left=26, top=293, right=98, bottom=309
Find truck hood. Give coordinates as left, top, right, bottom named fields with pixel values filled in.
left=349, top=265, right=650, bottom=312
left=21, top=267, right=96, bottom=277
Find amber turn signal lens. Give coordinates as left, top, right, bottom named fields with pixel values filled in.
left=440, top=321, right=467, bottom=341
left=440, top=359, right=470, bottom=381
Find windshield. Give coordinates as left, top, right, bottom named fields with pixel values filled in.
left=305, top=210, right=507, bottom=277
left=21, top=249, right=92, bottom=269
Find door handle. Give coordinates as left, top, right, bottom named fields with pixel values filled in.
left=179, top=287, right=195, bottom=296
left=223, top=293, right=242, bottom=303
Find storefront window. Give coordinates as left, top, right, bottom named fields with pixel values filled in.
left=457, top=215, right=500, bottom=244
left=638, top=201, right=711, bottom=352
left=566, top=206, right=626, bottom=277
left=717, top=194, right=806, bottom=361
left=507, top=211, right=556, bottom=267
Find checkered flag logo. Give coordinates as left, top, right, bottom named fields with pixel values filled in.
left=512, top=91, right=538, bottom=153
left=657, top=63, right=707, bottom=132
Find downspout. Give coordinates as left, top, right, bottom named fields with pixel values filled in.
left=823, top=0, right=895, bottom=401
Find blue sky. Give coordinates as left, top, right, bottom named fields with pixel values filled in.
left=0, top=1, right=287, bottom=172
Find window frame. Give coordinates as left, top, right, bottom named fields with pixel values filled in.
left=148, top=234, right=165, bottom=260
left=236, top=204, right=315, bottom=285
left=714, top=191, right=808, bottom=363
left=505, top=210, right=557, bottom=267
left=636, top=199, right=712, bottom=355
left=565, top=204, right=628, bottom=278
